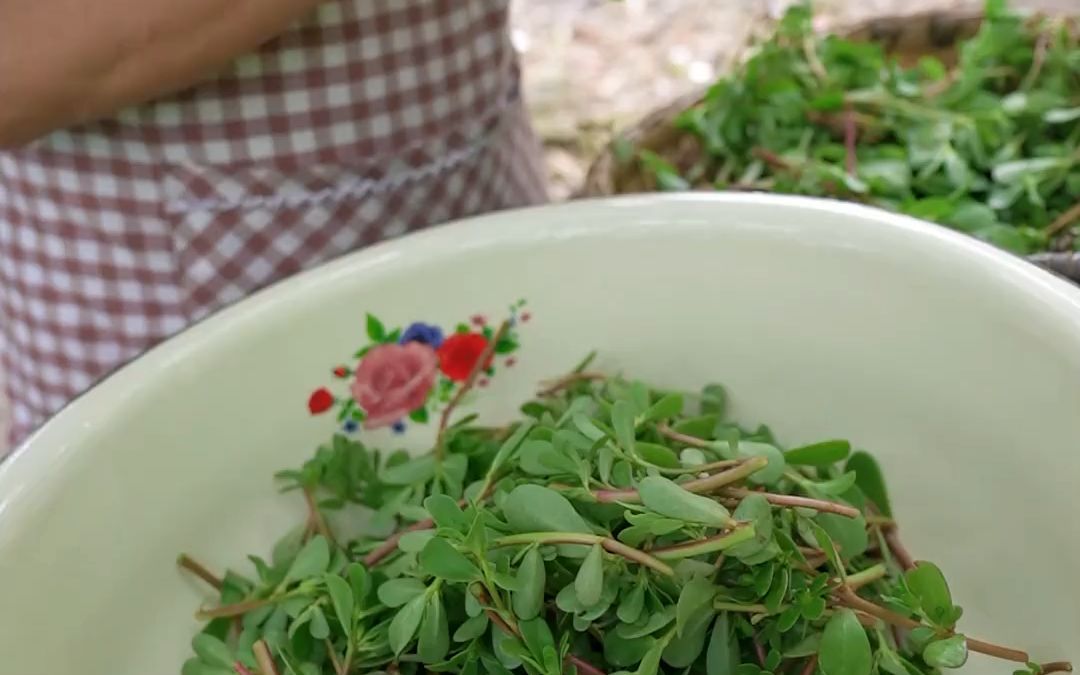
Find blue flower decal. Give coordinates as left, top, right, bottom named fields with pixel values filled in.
left=391, top=420, right=407, bottom=434
left=400, top=322, right=444, bottom=349
left=343, top=420, right=359, bottom=433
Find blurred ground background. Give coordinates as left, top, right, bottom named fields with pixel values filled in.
left=0, top=0, right=1073, bottom=452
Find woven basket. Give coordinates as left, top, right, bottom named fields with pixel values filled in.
left=579, top=9, right=1080, bottom=282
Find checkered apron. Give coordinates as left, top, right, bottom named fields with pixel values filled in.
left=0, top=0, right=547, bottom=446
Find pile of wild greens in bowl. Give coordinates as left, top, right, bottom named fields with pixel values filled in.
left=177, top=352, right=1072, bottom=675
left=636, top=0, right=1080, bottom=257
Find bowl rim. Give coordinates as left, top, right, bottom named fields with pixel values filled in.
left=4, top=192, right=1080, bottom=485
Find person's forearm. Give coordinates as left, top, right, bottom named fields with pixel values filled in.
left=0, top=0, right=324, bottom=147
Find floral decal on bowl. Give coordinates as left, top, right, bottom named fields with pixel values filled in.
left=307, top=300, right=530, bottom=433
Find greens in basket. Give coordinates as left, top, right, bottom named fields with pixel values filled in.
left=178, top=351, right=1072, bottom=675
left=637, top=0, right=1080, bottom=255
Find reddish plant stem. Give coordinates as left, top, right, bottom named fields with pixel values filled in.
left=1022, top=28, right=1051, bottom=90
left=362, top=516, right=436, bottom=567
left=253, top=640, right=280, bottom=675
left=656, top=423, right=709, bottom=449
left=568, top=655, right=607, bottom=675
left=722, top=487, right=860, bottom=518
left=436, top=320, right=510, bottom=457
left=197, top=596, right=274, bottom=620
left=537, top=371, right=608, bottom=397
left=800, top=655, right=818, bottom=675
left=594, top=456, right=767, bottom=504
left=843, top=100, right=857, bottom=176
left=836, top=587, right=1031, bottom=663
left=494, top=532, right=674, bottom=576
left=1047, top=200, right=1080, bottom=237
left=882, top=525, right=916, bottom=571
left=234, top=663, right=255, bottom=675
left=754, top=638, right=767, bottom=667
left=752, top=147, right=799, bottom=175
left=325, top=639, right=346, bottom=675
left=1041, top=662, right=1074, bottom=674
left=303, top=487, right=335, bottom=544
left=178, top=554, right=223, bottom=591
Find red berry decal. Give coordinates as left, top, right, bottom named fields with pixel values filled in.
left=307, top=387, right=335, bottom=414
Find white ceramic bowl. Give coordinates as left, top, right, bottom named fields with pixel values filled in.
left=1, top=194, right=1079, bottom=673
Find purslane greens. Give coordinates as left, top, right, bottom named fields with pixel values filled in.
left=637, top=0, right=1080, bottom=256
left=179, top=354, right=1072, bottom=675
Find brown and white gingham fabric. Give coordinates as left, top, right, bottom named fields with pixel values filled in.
left=0, top=0, right=547, bottom=446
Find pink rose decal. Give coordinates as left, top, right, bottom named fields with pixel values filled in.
left=351, top=342, right=438, bottom=429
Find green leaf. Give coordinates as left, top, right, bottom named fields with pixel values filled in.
left=845, top=451, right=892, bottom=517
left=642, top=393, right=684, bottom=423
left=417, top=593, right=450, bottom=663
left=575, top=543, right=605, bottom=608
left=992, top=157, right=1066, bottom=184
left=519, top=440, right=559, bottom=476
left=784, top=440, right=851, bottom=466
left=639, top=150, right=691, bottom=191
left=877, top=648, right=910, bottom=675
left=728, top=493, right=773, bottom=561
left=639, top=476, right=732, bottom=528
left=819, top=609, right=872, bottom=675
left=676, top=576, right=717, bottom=637
left=736, top=441, right=786, bottom=485
left=377, top=577, right=426, bottom=608
left=284, top=535, right=330, bottom=584
left=818, top=511, right=869, bottom=560
left=605, top=631, right=655, bottom=668
left=389, top=592, right=427, bottom=654
left=512, top=546, right=547, bottom=620
left=663, top=604, right=713, bottom=668
left=502, top=484, right=592, bottom=535
left=923, top=635, right=968, bottom=669
left=764, top=566, right=790, bottom=613
left=324, top=574, right=354, bottom=631
left=487, top=420, right=535, bottom=478
left=673, top=415, right=719, bottom=439
left=906, top=561, right=955, bottom=628
left=519, top=617, right=557, bottom=662
left=182, top=659, right=233, bottom=675
left=807, top=520, right=844, bottom=576
left=617, top=583, right=646, bottom=624
left=398, top=529, right=436, bottom=553
left=706, top=614, right=738, bottom=675
left=419, top=537, right=480, bottom=582
left=453, top=614, right=489, bottom=642
left=380, top=455, right=437, bottom=486
left=636, top=442, right=682, bottom=469
left=1044, top=107, right=1080, bottom=124
left=612, top=400, right=637, bottom=454
left=635, top=633, right=670, bottom=675
left=808, top=471, right=858, bottom=496
left=347, top=562, right=370, bottom=603
left=425, top=494, right=469, bottom=532
left=616, top=606, right=676, bottom=639
left=192, top=634, right=234, bottom=669
left=308, top=606, right=330, bottom=640
left=700, top=384, right=727, bottom=416
left=366, top=313, right=386, bottom=342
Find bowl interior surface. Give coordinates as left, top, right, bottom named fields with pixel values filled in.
left=1, top=194, right=1079, bottom=674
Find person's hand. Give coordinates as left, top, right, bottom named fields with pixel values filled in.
left=0, top=0, right=324, bottom=147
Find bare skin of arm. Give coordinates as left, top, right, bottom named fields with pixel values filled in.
left=0, top=0, right=325, bottom=148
